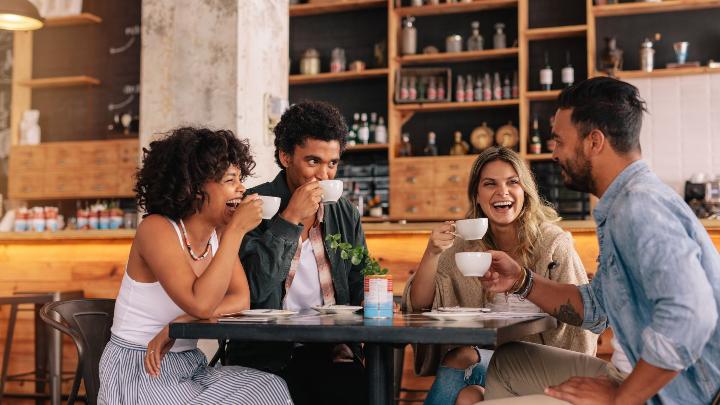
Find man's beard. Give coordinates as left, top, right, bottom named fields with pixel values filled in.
left=558, top=149, right=595, bottom=194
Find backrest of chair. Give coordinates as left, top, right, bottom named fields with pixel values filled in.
left=45, top=299, right=115, bottom=405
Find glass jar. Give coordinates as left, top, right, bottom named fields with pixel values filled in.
left=493, top=23, right=506, bottom=49
left=300, top=48, right=321, bottom=75
left=330, top=48, right=346, bottom=73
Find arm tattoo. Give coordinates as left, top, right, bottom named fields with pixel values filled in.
left=552, top=299, right=583, bottom=326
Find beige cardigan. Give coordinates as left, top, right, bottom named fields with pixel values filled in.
left=402, top=222, right=598, bottom=376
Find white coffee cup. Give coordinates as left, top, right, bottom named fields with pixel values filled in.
left=454, top=218, right=488, bottom=240
left=455, top=252, right=492, bottom=277
left=259, top=196, right=281, bottom=219
left=318, top=180, right=343, bottom=203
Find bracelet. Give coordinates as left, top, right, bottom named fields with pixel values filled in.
left=517, top=268, right=534, bottom=300
left=507, top=267, right=527, bottom=295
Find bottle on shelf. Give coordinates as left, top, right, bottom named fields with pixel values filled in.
left=424, top=131, right=438, bottom=156
left=347, top=113, right=360, bottom=146
left=437, top=77, right=446, bottom=100
left=449, top=131, right=470, bottom=155
left=530, top=116, right=542, bottom=154
left=455, top=75, right=465, bottom=102
left=400, top=76, right=409, bottom=100
left=409, top=76, right=418, bottom=100
left=399, top=132, right=413, bottom=157
left=482, top=73, right=492, bottom=101
left=493, top=72, right=502, bottom=100
left=418, top=76, right=427, bottom=100
left=493, top=23, right=506, bottom=49
left=474, top=75, right=483, bottom=101
left=401, top=16, right=417, bottom=55
left=467, top=21, right=484, bottom=51
left=369, top=112, right=378, bottom=142
left=465, top=74, right=474, bottom=102
left=561, top=51, right=574, bottom=87
left=427, top=76, right=437, bottom=101
left=374, top=116, right=387, bottom=144
left=511, top=71, right=519, bottom=99
left=502, top=75, right=511, bottom=99
left=540, top=51, right=553, bottom=91
left=358, top=113, right=370, bottom=145
left=349, top=182, right=364, bottom=217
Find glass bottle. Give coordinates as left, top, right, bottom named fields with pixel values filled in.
left=455, top=75, right=465, bottom=102
left=330, top=48, right=346, bottom=73
left=482, top=73, right=492, bottom=101
left=467, top=21, right=484, bottom=51
left=511, top=71, right=519, bottom=99
left=465, top=74, right=474, bottom=102
left=401, top=16, right=417, bottom=55
left=358, top=113, right=370, bottom=144
left=409, top=76, right=418, bottom=100
left=400, top=76, right=409, bottom=100
left=561, top=51, right=574, bottom=87
left=474, top=75, right=483, bottom=101
left=493, top=72, right=502, bottom=100
left=437, top=77, right=446, bottom=100
left=423, top=131, right=438, bottom=156
left=374, top=116, right=387, bottom=144
left=449, top=131, right=470, bottom=155
left=540, top=52, right=553, bottom=91
left=418, top=76, right=427, bottom=100
left=427, top=76, right=437, bottom=101
left=530, top=116, right=542, bottom=154
left=369, top=112, right=378, bottom=142
left=399, top=133, right=413, bottom=157
left=493, top=23, right=506, bottom=49
left=502, top=75, right=511, bottom=99
left=347, top=113, right=360, bottom=145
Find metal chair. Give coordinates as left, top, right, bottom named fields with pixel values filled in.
left=40, top=299, right=115, bottom=405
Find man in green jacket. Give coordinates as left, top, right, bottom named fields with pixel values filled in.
left=227, top=101, right=367, bottom=405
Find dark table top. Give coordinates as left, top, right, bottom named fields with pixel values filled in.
left=169, top=311, right=557, bottom=347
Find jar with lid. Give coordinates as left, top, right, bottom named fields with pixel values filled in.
left=446, top=34, right=463, bottom=53
left=300, top=48, right=321, bottom=75
left=467, top=21, right=483, bottom=51
left=330, top=48, right=346, bottom=73
left=493, top=23, right=506, bottom=49
left=401, top=16, right=417, bottom=55
left=640, top=38, right=655, bottom=72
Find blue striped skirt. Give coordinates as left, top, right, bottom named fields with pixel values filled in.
left=98, top=335, right=292, bottom=405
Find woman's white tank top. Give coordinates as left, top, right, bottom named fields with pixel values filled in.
left=110, top=218, right=218, bottom=352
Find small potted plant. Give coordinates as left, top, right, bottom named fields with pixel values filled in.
left=326, top=233, right=393, bottom=318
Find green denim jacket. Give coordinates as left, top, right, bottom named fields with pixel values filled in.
left=240, top=170, right=366, bottom=309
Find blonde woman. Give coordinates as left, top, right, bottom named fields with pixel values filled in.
left=402, top=146, right=597, bottom=405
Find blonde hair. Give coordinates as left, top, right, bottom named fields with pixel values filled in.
left=466, top=147, right=559, bottom=268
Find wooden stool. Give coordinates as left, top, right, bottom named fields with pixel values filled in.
left=0, top=290, right=84, bottom=405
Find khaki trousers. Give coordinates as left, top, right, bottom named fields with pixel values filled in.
left=479, top=342, right=626, bottom=404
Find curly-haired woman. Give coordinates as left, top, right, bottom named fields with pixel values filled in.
left=402, top=146, right=597, bottom=405
left=98, top=127, right=292, bottom=404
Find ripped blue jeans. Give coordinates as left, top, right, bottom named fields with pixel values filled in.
left=424, top=348, right=493, bottom=405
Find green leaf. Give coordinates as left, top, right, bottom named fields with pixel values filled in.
left=351, top=255, right=362, bottom=265
left=340, top=250, right=349, bottom=260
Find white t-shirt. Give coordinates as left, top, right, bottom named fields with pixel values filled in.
left=283, top=238, right=323, bottom=311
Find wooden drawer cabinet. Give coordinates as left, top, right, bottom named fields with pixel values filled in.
left=7, top=139, right=139, bottom=200
left=434, top=156, right=474, bottom=189
left=390, top=190, right=434, bottom=219
left=435, top=190, right=469, bottom=217
left=390, top=160, right=434, bottom=189
left=9, top=145, right=45, bottom=171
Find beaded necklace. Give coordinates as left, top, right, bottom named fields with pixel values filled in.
left=179, top=219, right=212, bottom=261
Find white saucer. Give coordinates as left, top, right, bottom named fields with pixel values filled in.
left=421, top=311, right=485, bottom=321
left=437, top=307, right=491, bottom=313
left=240, top=309, right=298, bottom=318
left=312, top=305, right=363, bottom=314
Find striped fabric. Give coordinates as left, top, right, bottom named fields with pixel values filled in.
left=99, top=335, right=293, bottom=404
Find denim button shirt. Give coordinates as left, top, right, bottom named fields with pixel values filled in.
left=578, top=160, right=720, bottom=404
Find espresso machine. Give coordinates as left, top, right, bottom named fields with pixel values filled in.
left=685, top=175, right=720, bottom=219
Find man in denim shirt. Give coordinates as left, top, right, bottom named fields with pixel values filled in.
left=478, top=77, right=720, bottom=404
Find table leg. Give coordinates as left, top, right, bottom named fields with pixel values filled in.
left=365, top=343, right=394, bottom=405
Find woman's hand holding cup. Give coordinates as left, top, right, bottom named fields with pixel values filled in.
left=427, top=221, right=456, bottom=256
left=229, top=194, right=263, bottom=234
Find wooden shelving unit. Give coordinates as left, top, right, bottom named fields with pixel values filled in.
left=345, top=143, right=388, bottom=152
left=525, top=25, right=587, bottom=41
left=593, top=0, right=720, bottom=17
left=597, top=66, right=720, bottom=80
left=394, top=0, right=517, bottom=17
left=290, top=0, right=385, bottom=16
left=289, top=68, right=388, bottom=85
left=394, top=99, right=520, bottom=113
left=397, top=48, right=518, bottom=65
left=526, top=90, right=561, bottom=101
left=45, top=13, right=102, bottom=27
left=16, top=75, right=101, bottom=88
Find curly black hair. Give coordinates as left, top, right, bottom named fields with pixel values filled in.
left=273, top=100, right=348, bottom=167
left=135, top=127, right=255, bottom=220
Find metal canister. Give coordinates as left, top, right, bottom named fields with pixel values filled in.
left=640, top=38, right=655, bottom=72
left=401, top=16, right=417, bottom=55
left=445, top=34, right=463, bottom=53
left=300, top=48, right=320, bottom=75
